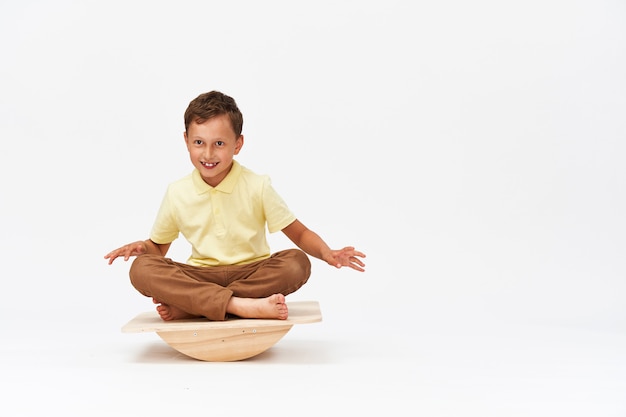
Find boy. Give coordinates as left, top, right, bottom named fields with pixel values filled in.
left=105, top=91, right=365, bottom=321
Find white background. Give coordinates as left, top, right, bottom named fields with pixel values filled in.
left=1, top=1, right=625, bottom=416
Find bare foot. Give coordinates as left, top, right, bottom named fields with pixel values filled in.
left=226, top=294, right=288, bottom=320
left=152, top=298, right=200, bottom=321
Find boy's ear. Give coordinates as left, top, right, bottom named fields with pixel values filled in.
left=234, top=135, right=244, bottom=155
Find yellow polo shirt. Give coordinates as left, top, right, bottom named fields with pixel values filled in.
left=150, top=161, right=296, bottom=267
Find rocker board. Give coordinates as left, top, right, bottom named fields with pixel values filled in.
left=122, top=300, right=322, bottom=361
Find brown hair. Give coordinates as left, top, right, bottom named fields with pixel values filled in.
left=184, top=91, right=243, bottom=136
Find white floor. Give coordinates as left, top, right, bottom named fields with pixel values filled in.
left=3, top=296, right=625, bottom=417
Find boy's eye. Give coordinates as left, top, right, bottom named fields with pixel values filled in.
left=194, top=140, right=203, bottom=145
left=216, top=141, right=225, bottom=146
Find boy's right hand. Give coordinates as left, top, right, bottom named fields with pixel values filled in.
left=104, top=241, right=147, bottom=265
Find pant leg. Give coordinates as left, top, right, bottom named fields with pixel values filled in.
left=226, top=249, right=311, bottom=298
left=129, top=254, right=233, bottom=320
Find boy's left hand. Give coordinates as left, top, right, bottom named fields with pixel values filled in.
left=326, top=246, right=366, bottom=272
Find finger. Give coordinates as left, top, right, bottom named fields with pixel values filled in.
left=104, top=251, right=118, bottom=260
left=351, top=257, right=365, bottom=267
left=349, top=263, right=365, bottom=272
left=341, top=248, right=365, bottom=258
left=348, top=256, right=365, bottom=269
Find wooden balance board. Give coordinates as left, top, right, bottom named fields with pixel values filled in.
left=122, top=300, right=322, bottom=361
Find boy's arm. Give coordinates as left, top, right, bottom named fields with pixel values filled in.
left=104, top=239, right=171, bottom=265
left=281, top=220, right=366, bottom=272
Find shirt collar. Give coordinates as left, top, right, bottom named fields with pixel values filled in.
left=192, top=160, right=242, bottom=194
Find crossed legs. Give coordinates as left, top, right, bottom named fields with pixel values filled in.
left=129, top=249, right=311, bottom=321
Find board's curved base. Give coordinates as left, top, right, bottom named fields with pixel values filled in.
left=156, top=323, right=293, bottom=361
left=122, top=301, right=322, bottom=362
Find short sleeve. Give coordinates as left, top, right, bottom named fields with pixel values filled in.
left=262, top=178, right=296, bottom=233
left=150, top=187, right=180, bottom=244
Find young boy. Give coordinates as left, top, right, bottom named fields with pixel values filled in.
left=105, top=91, right=366, bottom=321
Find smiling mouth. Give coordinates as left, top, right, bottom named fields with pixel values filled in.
left=201, top=162, right=218, bottom=168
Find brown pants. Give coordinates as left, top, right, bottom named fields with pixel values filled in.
left=129, top=249, right=311, bottom=320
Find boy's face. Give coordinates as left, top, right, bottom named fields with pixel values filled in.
left=184, top=114, right=244, bottom=187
